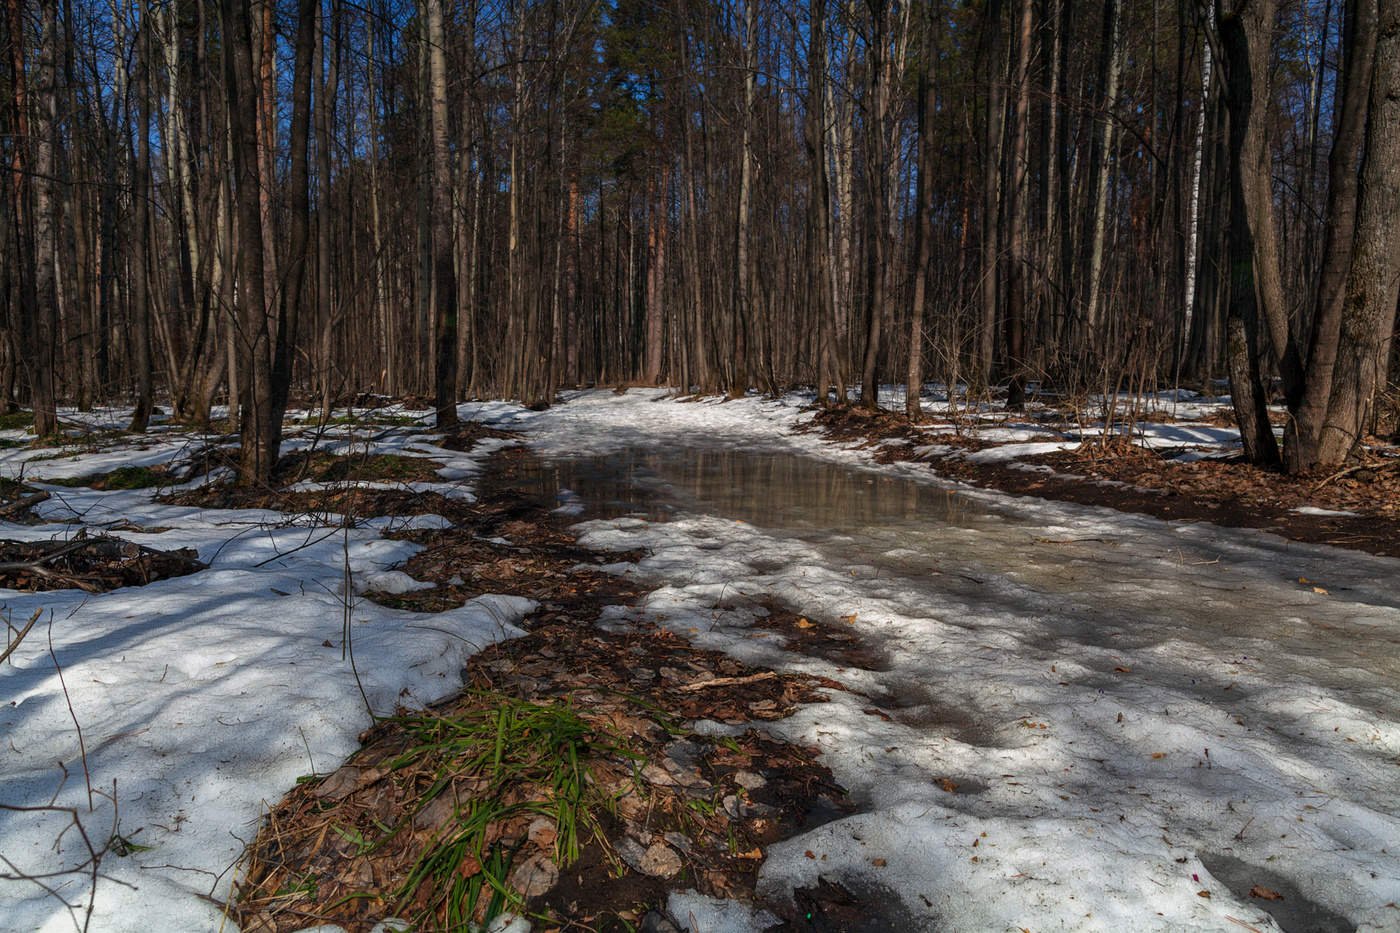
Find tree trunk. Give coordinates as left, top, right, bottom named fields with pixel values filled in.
left=906, top=5, right=937, bottom=420
left=1314, top=0, right=1400, bottom=465
left=1286, top=0, right=1378, bottom=472
left=1219, top=0, right=1281, bottom=466
left=1004, top=0, right=1033, bottom=411
left=427, top=0, right=459, bottom=427
left=26, top=1, right=59, bottom=437
left=222, top=0, right=275, bottom=484
left=129, top=3, right=153, bottom=432
left=1083, top=0, right=1123, bottom=350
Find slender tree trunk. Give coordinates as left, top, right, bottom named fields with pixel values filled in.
left=222, top=0, right=275, bottom=484
left=129, top=2, right=153, bottom=432
left=977, top=0, right=1005, bottom=389
left=30, top=0, right=59, bottom=437
left=1083, top=0, right=1123, bottom=349
left=1219, top=0, right=1281, bottom=466
left=1004, top=0, right=1033, bottom=410
left=270, top=0, right=317, bottom=459
left=427, top=0, right=458, bottom=426
left=907, top=7, right=936, bottom=420
left=1182, top=7, right=1214, bottom=378
left=732, top=0, right=758, bottom=398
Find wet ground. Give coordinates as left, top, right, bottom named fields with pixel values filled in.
left=507, top=443, right=1393, bottom=932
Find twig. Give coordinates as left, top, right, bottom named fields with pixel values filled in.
left=47, top=613, right=94, bottom=813
left=677, top=671, right=779, bottom=691
left=1310, top=457, right=1400, bottom=492
left=0, top=608, right=42, bottom=666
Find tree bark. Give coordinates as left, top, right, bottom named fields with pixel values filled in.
left=1315, top=0, right=1400, bottom=465
left=427, top=0, right=459, bottom=426
left=1219, top=0, right=1281, bottom=466
left=1286, top=0, right=1378, bottom=472
left=1004, top=0, right=1033, bottom=410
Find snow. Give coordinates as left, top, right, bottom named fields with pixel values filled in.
left=4, top=389, right=1398, bottom=932
left=965, top=440, right=1080, bottom=463
left=508, top=390, right=1400, bottom=933
left=0, top=420, right=531, bottom=933
left=666, top=890, right=780, bottom=931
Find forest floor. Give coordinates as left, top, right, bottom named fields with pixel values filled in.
left=1, top=388, right=1399, bottom=933
left=807, top=395, right=1400, bottom=561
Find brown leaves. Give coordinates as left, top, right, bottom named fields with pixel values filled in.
left=1249, top=885, right=1283, bottom=901
left=0, top=534, right=204, bottom=593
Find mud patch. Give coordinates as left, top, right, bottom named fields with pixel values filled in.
left=752, top=603, right=892, bottom=672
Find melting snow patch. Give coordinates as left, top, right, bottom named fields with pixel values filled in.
left=667, top=891, right=781, bottom=932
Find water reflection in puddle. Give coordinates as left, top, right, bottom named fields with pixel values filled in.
left=510, top=445, right=990, bottom=532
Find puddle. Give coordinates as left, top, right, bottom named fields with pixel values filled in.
left=510, top=446, right=981, bottom=530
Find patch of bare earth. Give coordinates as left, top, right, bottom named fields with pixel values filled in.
left=810, top=405, right=1400, bottom=560
left=233, top=446, right=855, bottom=932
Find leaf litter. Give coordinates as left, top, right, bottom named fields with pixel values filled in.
left=233, top=446, right=851, bottom=932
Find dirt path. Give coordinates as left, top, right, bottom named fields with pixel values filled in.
left=233, top=444, right=857, bottom=933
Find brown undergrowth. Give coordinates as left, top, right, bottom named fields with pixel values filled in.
left=809, top=404, right=1400, bottom=559
left=233, top=444, right=851, bottom=932
left=0, top=532, right=203, bottom=592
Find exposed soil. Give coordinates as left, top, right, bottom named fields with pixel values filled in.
left=233, top=444, right=860, bottom=933
left=436, top=422, right=522, bottom=453
left=808, top=406, right=1400, bottom=560
left=272, top=450, right=444, bottom=485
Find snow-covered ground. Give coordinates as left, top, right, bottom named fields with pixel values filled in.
left=4, top=389, right=1397, bottom=932
left=505, top=390, right=1400, bottom=932
left=0, top=412, right=531, bottom=933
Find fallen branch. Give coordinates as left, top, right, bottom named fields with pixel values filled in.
left=0, top=490, right=50, bottom=518
left=677, top=671, right=779, bottom=691
left=1310, top=457, right=1400, bottom=493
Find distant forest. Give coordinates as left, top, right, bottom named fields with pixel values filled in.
left=2, top=0, right=1398, bottom=482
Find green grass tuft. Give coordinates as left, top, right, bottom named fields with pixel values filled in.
left=0, top=411, right=33, bottom=431
left=386, top=694, right=638, bottom=930
left=47, top=465, right=168, bottom=490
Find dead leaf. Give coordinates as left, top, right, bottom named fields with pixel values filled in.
left=508, top=852, right=559, bottom=897
left=1249, top=885, right=1283, bottom=901
left=872, top=858, right=887, bottom=867
left=639, top=843, right=683, bottom=878
left=1151, top=752, right=1167, bottom=759
left=1197, top=890, right=1211, bottom=898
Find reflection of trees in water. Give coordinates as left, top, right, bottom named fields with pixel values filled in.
left=537, top=448, right=974, bottom=529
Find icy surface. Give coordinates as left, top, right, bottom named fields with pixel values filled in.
left=0, top=416, right=530, bottom=932
left=508, top=390, right=1400, bottom=933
